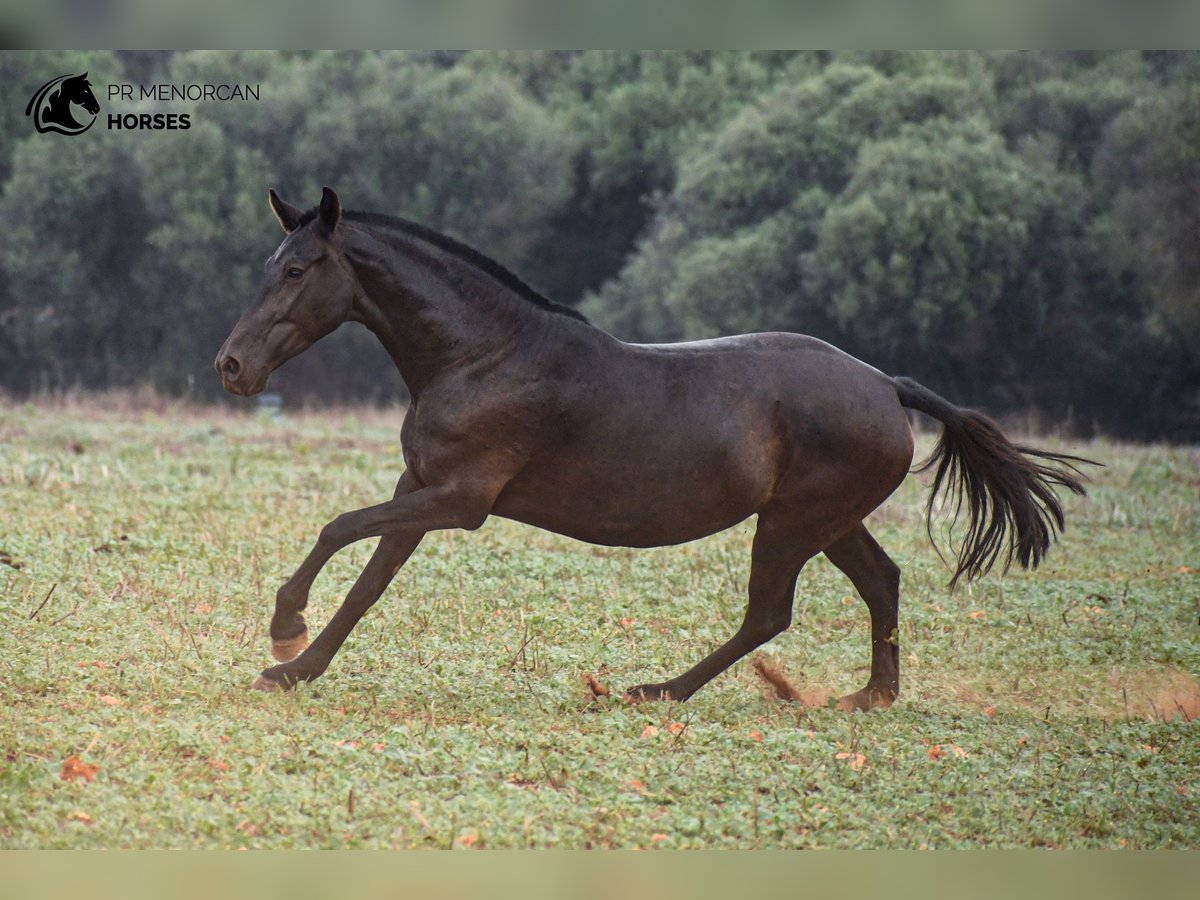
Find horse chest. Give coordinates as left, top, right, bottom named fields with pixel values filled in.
left=399, top=407, right=478, bottom=486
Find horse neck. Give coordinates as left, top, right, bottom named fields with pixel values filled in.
left=344, top=223, right=554, bottom=398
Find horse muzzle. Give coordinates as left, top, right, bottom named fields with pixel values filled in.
left=215, top=352, right=269, bottom=396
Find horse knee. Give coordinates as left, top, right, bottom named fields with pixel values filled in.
left=458, top=509, right=488, bottom=532
left=319, top=516, right=351, bottom=547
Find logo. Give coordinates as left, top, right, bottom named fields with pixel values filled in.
left=25, top=73, right=101, bottom=135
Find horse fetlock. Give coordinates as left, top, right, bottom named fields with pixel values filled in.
left=271, top=629, right=309, bottom=663
left=274, top=582, right=308, bottom=613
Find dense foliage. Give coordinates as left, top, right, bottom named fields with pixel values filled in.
left=2, top=51, right=1197, bottom=439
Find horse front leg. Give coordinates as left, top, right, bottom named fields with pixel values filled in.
left=268, top=471, right=420, bottom=662
left=252, top=473, right=502, bottom=691
left=254, top=531, right=423, bottom=690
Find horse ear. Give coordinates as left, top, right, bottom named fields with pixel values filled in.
left=317, top=186, right=341, bottom=235
left=268, top=189, right=303, bottom=234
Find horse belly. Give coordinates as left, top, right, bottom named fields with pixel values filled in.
left=491, top=430, right=778, bottom=547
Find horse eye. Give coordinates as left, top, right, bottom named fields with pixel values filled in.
left=286, top=267, right=304, bottom=280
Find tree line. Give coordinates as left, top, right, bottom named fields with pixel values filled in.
left=1, top=51, right=1197, bottom=440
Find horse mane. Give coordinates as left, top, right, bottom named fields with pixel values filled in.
left=298, top=207, right=590, bottom=324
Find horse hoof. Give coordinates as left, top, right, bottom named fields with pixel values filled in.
left=251, top=673, right=289, bottom=693
left=271, top=630, right=309, bottom=662
left=624, top=683, right=674, bottom=703
left=836, top=687, right=896, bottom=713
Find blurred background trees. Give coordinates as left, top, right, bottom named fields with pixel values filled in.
left=1, top=50, right=1197, bottom=439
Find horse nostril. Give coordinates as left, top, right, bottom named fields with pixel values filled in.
left=221, top=356, right=242, bottom=379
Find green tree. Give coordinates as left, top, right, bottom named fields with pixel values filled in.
left=805, top=120, right=1051, bottom=362
left=290, top=53, right=576, bottom=267
left=132, top=120, right=276, bottom=393
left=0, top=52, right=122, bottom=389
left=1095, top=83, right=1200, bottom=342
left=0, top=128, right=148, bottom=390
left=586, top=57, right=996, bottom=342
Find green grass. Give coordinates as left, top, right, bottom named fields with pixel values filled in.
left=1, top=398, right=1197, bottom=848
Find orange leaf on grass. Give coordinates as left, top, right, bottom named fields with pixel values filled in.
left=749, top=730, right=764, bottom=742
left=640, top=725, right=659, bottom=739
left=67, top=811, right=93, bottom=825
left=336, top=739, right=360, bottom=750
left=835, top=751, right=866, bottom=770
left=624, top=779, right=648, bottom=793
left=930, top=743, right=968, bottom=760
left=98, top=695, right=122, bottom=706
left=667, top=722, right=686, bottom=735
left=456, top=833, right=478, bottom=848
left=60, top=756, right=98, bottom=783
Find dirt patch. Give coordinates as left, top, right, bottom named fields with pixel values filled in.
left=950, top=668, right=1200, bottom=721
left=752, top=656, right=802, bottom=701
left=1129, top=669, right=1200, bottom=722
left=751, top=655, right=835, bottom=708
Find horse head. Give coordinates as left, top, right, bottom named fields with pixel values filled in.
left=215, top=188, right=360, bottom=396
left=59, top=72, right=100, bottom=116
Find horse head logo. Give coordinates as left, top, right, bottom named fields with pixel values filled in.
left=25, top=73, right=101, bottom=135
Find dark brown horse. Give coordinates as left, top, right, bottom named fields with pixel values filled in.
left=215, top=187, right=1089, bottom=710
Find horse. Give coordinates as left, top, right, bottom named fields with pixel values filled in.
left=215, top=187, right=1090, bottom=710
left=25, top=73, right=100, bottom=135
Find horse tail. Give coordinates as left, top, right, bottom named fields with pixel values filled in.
left=893, top=376, right=1095, bottom=588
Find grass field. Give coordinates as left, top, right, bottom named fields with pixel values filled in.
left=1, top=397, right=1197, bottom=848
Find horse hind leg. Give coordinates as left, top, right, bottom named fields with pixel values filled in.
left=625, top=514, right=816, bottom=703
left=822, top=523, right=901, bottom=711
